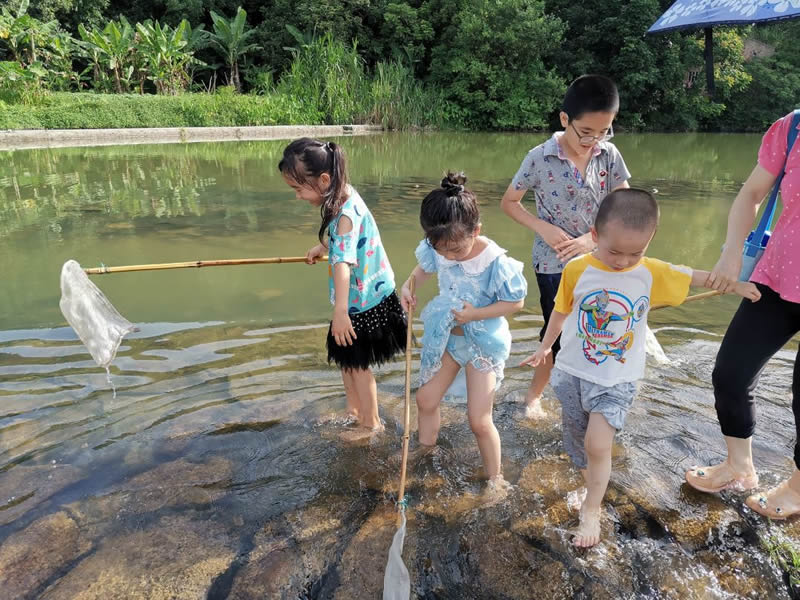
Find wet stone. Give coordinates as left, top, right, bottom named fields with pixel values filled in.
left=0, top=464, right=84, bottom=526
left=331, top=504, right=399, bottom=599
left=470, top=526, right=570, bottom=600
left=62, top=456, right=232, bottom=533
left=0, top=511, right=91, bottom=599
left=39, top=513, right=236, bottom=600
left=607, top=473, right=742, bottom=549
left=228, top=494, right=369, bottom=598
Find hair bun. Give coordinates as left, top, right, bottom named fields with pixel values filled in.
left=440, top=171, right=467, bottom=197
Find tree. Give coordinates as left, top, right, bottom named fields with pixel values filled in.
left=427, top=0, right=565, bottom=129
left=207, top=6, right=260, bottom=91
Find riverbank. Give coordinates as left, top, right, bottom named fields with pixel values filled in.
left=0, top=124, right=384, bottom=150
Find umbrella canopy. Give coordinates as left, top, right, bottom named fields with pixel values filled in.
left=649, top=0, right=800, bottom=34
left=647, top=0, right=800, bottom=97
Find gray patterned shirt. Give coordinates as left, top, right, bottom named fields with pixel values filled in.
left=510, top=133, right=631, bottom=274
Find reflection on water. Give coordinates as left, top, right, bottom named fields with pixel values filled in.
left=0, top=134, right=797, bottom=598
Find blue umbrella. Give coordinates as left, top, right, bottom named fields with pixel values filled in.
left=648, top=0, right=800, bottom=96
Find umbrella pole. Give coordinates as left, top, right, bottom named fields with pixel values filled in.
left=397, top=276, right=415, bottom=527
left=704, top=27, right=715, bottom=99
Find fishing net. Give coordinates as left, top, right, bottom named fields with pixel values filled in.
left=645, top=325, right=669, bottom=364
left=383, top=510, right=410, bottom=600
left=59, top=260, right=137, bottom=394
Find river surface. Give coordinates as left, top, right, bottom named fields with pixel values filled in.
left=0, top=132, right=798, bottom=599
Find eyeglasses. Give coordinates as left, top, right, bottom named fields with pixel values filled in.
left=570, top=122, right=614, bottom=145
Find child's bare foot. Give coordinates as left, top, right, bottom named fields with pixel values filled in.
left=339, top=421, right=384, bottom=442
left=524, top=399, right=547, bottom=420
left=316, top=412, right=359, bottom=426
left=482, top=475, right=512, bottom=506
left=573, top=506, right=602, bottom=548
left=566, top=486, right=587, bottom=513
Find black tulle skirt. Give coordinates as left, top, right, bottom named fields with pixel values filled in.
left=327, top=291, right=407, bottom=371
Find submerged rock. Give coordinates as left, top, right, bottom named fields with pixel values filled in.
left=0, top=511, right=91, bottom=599
left=0, top=464, right=84, bottom=526
left=39, top=513, right=236, bottom=600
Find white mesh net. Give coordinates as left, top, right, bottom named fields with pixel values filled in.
left=59, top=260, right=136, bottom=392
left=383, top=510, right=410, bottom=600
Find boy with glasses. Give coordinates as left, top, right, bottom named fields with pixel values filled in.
left=501, top=75, right=631, bottom=419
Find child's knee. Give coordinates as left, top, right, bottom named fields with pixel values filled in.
left=468, top=415, right=495, bottom=438
left=584, top=434, right=613, bottom=459
left=416, top=388, right=439, bottom=414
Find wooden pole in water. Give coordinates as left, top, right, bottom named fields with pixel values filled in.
left=82, top=256, right=328, bottom=274
left=651, top=289, right=722, bottom=311
left=397, top=276, right=415, bottom=526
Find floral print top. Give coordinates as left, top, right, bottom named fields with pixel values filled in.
left=327, top=187, right=395, bottom=313
left=510, top=133, right=631, bottom=274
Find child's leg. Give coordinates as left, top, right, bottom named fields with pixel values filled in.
left=341, top=369, right=360, bottom=419
left=551, top=370, right=589, bottom=470
left=416, top=352, right=460, bottom=446
left=525, top=353, right=553, bottom=417
left=347, top=367, right=382, bottom=430
left=465, top=364, right=501, bottom=480
left=574, top=413, right=616, bottom=548
left=526, top=272, right=562, bottom=417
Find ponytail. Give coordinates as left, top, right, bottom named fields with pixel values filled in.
left=278, top=138, right=350, bottom=243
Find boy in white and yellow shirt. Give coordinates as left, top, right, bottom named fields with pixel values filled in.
left=522, top=188, right=760, bottom=548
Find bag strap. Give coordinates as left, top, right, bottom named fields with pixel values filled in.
left=754, top=108, right=800, bottom=240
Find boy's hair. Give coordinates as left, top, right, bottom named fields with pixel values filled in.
left=420, top=171, right=480, bottom=247
left=595, top=188, right=659, bottom=234
left=278, top=137, right=349, bottom=243
left=562, top=75, right=619, bottom=121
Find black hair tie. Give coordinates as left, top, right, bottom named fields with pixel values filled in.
left=444, top=183, right=463, bottom=197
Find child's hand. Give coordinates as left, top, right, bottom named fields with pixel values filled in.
left=733, top=281, right=761, bottom=302
left=521, top=348, right=550, bottom=368
left=537, top=222, right=572, bottom=251
left=452, top=302, right=479, bottom=324
left=555, top=233, right=594, bottom=262
left=400, top=281, right=417, bottom=313
left=306, top=243, right=326, bottom=265
left=331, top=308, right=357, bottom=346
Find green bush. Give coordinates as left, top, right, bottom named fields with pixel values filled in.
left=427, top=0, right=565, bottom=130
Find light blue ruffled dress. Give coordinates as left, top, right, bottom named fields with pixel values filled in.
left=415, top=237, right=528, bottom=397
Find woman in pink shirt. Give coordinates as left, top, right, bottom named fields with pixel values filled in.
left=686, top=111, right=800, bottom=519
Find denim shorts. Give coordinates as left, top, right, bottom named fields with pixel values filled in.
left=550, top=368, right=637, bottom=469
left=445, top=333, right=472, bottom=367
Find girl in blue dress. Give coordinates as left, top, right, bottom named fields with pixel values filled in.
left=400, top=172, right=527, bottom=491
left=279, top=138, right=406, bottom=432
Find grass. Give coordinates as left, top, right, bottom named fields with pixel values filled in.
left=0, top=39, right=447, bottom=131
left=763, top=532, right=800, bottom=593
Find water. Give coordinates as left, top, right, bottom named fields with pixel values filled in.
left=0, top=132, right=797, bottom=599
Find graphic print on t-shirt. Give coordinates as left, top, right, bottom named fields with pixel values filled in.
left=576, top=289, right=649, bottom=365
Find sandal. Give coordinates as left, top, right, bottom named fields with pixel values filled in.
left=746, top=481, right=800, bottom=520
left=685, top=463, right=758, bottom=493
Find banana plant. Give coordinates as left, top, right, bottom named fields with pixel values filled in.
left=78, top=18, right=136, bottom=93
left=0, top=0, right=60, bottom=66
left=135, top=19, right=201, bottom=95
left=207, top=7, right=261, bottom=92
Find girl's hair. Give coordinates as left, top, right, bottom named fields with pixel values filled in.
left=420, top=171, right=480, bottom=247
left=278, top=137, right=349, bottom=242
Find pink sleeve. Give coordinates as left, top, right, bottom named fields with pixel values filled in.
left=757, top=113, right=793, bottom=177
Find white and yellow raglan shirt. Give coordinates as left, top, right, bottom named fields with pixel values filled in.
left=553, top=254, right=692, bottom=387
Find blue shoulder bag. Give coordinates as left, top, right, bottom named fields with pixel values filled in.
left=740, top=109, right=800, bottom=281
